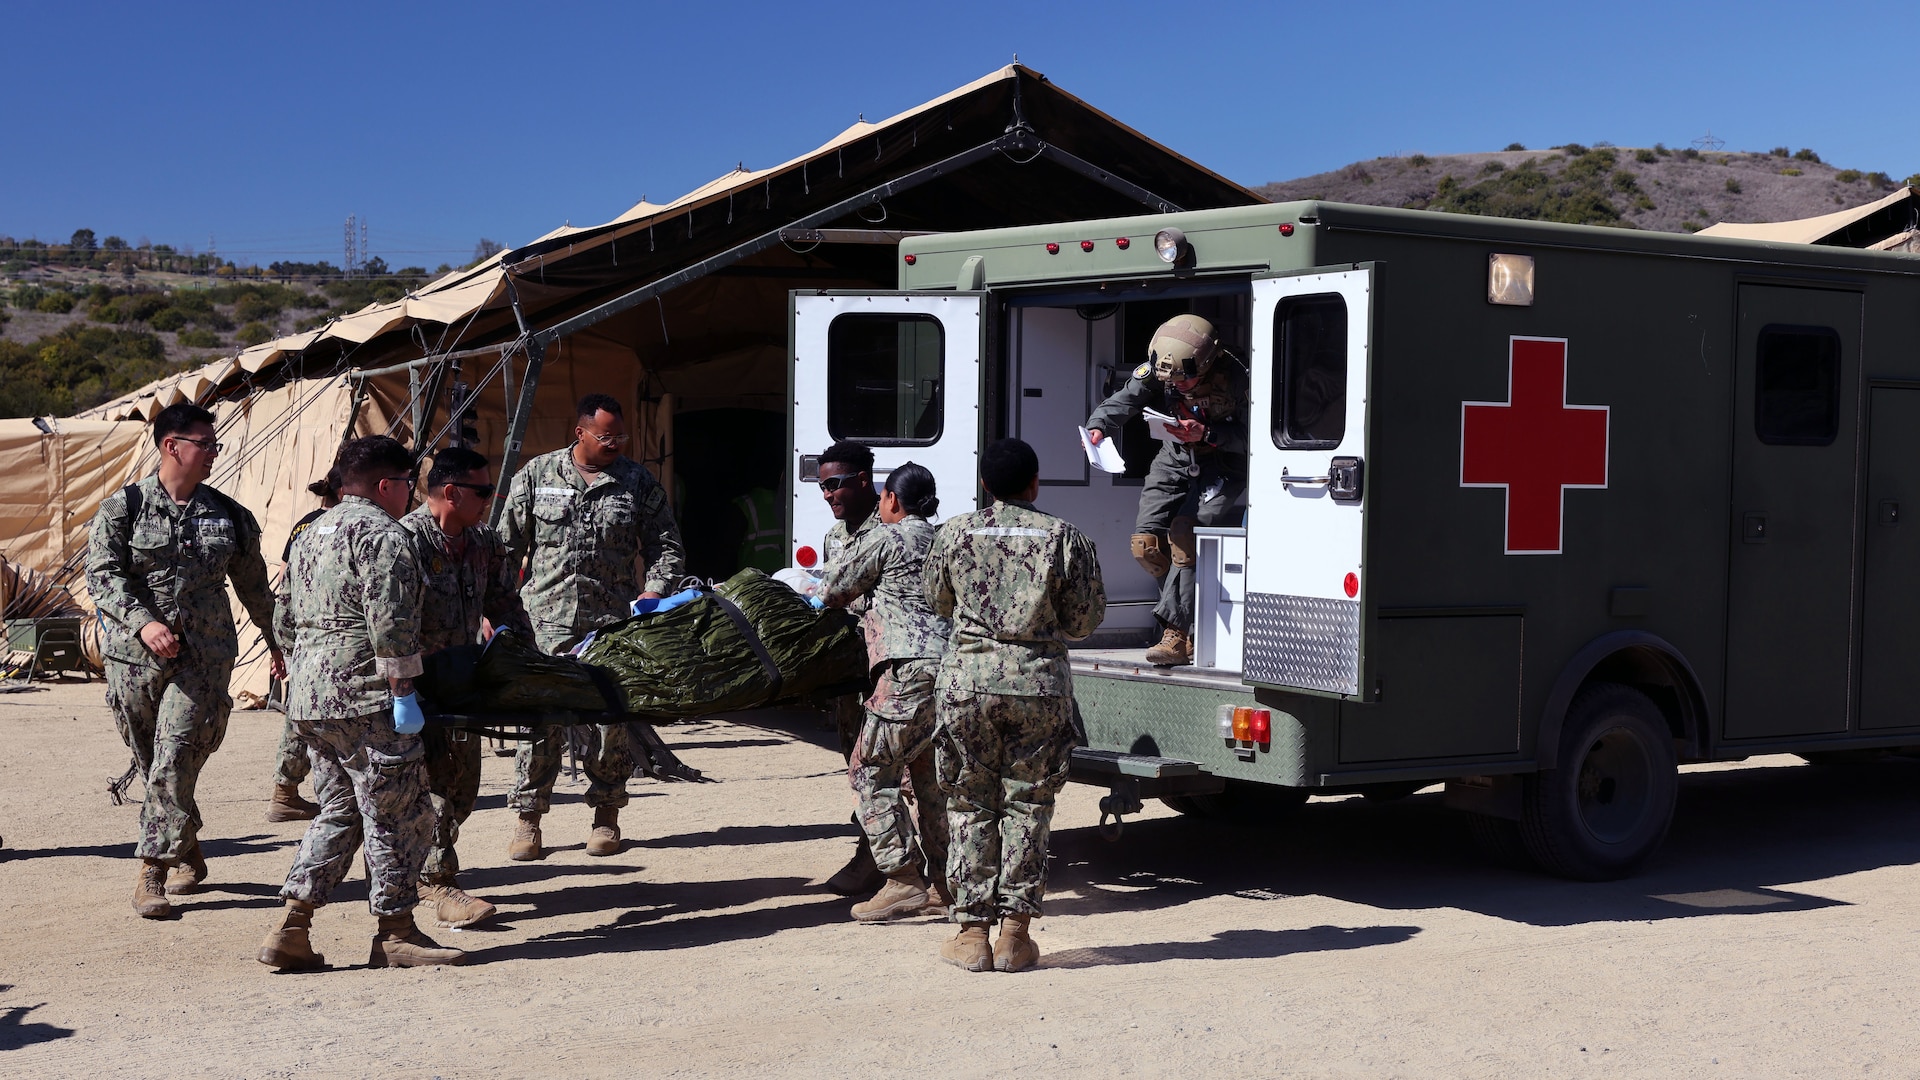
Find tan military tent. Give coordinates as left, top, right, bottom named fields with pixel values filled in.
left=8, top=64, right=1262, bottom=699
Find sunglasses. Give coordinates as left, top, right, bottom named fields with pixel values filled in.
left=818, top=472, right=869, bottom=494
left=446, top=481, right=496, bottom=499
left=583, top=430, right=631, bottom=448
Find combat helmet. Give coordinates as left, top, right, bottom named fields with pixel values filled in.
left=1148, top=314, right=1219, bottom=383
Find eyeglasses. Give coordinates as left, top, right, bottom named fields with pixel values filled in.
left=379, top=475, right=418, bottom=506
left=583, top=430, right=631, bottom=448
left=446, top=481, right=496, bottom=499
left=172, top=436, right=223, bottom=453
left=818, top=472, right=869, bottom=494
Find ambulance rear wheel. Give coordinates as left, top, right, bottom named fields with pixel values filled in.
left=1520, top=683, right=1677, bottom=881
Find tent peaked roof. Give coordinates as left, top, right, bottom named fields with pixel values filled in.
left=79, top=65, right=1260, bottom=421
left=1698, top=185, right=1920, bottom=246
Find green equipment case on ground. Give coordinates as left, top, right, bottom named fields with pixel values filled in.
left=785, top=199, right=1920, bottom=879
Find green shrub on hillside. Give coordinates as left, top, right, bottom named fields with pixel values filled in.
left=1794, top=148, right=1821, bottom=163
left=236, top=322, right=273, bottom=347
left=1835, top=169, right=1862, bottom=183
left=1726, top=178, right=1743, bottom=193
left=0, top=325, right=175, bottom=416
left=1407, top=154, right=1431, bottom=167
left=149, top=307, right=188, bottom=332
left=11, top=285, right=46, bottom=310
left=1634, top=149, right=1658, bottom=163
left=1780, top=168, right=1803, bottom=176
left=35, top=291, right=76, bottom=314
left=1417, top=152, right=1626, bottom=226
left=1504, top=142, right=1526, bottom=151
left=177, top=329, right=223, bottom=349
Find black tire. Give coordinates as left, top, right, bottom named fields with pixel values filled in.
left=1160, top=780, right=1309, bottom=819
left=1467, top=812, right=1536, bottom=870
left=1519, top=683, right=1678, bottom=881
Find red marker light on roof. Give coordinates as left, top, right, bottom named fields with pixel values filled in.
left=795, top=545, right=819, bottom=568
left=1343, top=572, right=1359, bottom=598
left=1080, top=240, right=1094, bottom=252
left=903, top=254, right=916, bottom=265
left=1046, top=242, right=1060, bottom=254
left=1279, top=223, right=1295, bottom=237
left=1116, top=237, right=1131, bottom=249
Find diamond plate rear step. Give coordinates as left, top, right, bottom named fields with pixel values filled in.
left=1069, top=748, right=1224, bottom=797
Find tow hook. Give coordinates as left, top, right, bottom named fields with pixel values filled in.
left=1097, top=778, right=1144, bottom=842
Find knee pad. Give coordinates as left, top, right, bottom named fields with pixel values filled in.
left=1169, top=516, right=1199, bottom=569
left=1130, top=533, right=1170, bottom=578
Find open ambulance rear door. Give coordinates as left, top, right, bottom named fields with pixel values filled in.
left=1243, top=268, right=1373, bottom=698
left=789, top=292, right=985, bottom=565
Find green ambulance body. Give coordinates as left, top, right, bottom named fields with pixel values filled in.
left=787, top=200, right=1920, bottom=880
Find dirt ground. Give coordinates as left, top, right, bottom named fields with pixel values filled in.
left=4, top=680, right=1920, bottom=1078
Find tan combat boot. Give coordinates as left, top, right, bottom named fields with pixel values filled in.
left=585, top=806, right=622, bottom=857
left=166, top=837, right=208, bottom=895
left=939, top=922, right=994, bottom=972
left=266, top=782, right=320, bottom=822
left=258, top=899, right=327, bottom=970
left=851, top=870, right=930, bottom=923
left=993, top=913, right=1041, bottom=972
left=368, top=912, right=466, bottom=968
left=824, top=834, right=884, bottom=896
left=132, top=858, right=172, bottom=919
left=508, top=812, right=543, bottom=862
left=1144, top=626, right=1193, bottom=667
left=920, top=875, right=955, bottom=918
left=418, top=880, right=498, bottom=929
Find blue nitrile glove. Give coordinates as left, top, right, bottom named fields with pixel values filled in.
left=393, top=692, right=425, bottom=735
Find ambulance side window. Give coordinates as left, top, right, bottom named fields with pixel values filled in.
left=826, top=314, right=944, bottom=445
left=1755, top=324, right=1840, bottom=446
left=1272, top=294, right=1348, bottom=449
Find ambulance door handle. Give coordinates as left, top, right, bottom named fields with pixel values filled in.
left=1280, top=469, right=1331, bottom=487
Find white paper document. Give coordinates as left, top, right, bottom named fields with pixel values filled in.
left=1078, top=426, right=1126, bottom=473
left=1140, top=407, right=1183, bottom=441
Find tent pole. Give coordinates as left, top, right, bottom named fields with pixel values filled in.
left=489, top=277, right=545, bottom=528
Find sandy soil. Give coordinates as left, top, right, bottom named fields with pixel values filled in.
left=4, top=680, right=1920, bottom=1078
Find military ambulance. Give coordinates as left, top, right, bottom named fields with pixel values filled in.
left=786, top=200, right=1920, bottom=880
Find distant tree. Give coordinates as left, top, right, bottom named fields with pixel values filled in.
left=1794, top=148, right=1821, bottom=163
left=473, top=238, right=505, bottom=262
left=362, top=255, right=390, bottom=277
left=70, top=229, right=97, bottom=252
left=1504, top=142, right=1526, bottom=152
left=101, top=236, right=129, bottom=252
left=237, top=322, right=274, bottom=347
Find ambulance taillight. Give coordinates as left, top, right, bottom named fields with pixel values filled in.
left=1231, top=707, right=1253, bottom=742
left=1216, top=704, right=1235, bottom=740
left=1250, top=709, right=1272, bottom=746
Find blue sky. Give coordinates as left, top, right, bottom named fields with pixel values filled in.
left=6, top=0, right=1916, bottom=267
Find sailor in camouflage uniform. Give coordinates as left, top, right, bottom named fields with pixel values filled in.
left=258, top=436, right=463, bottom=970
left=813, top=441, right=888, bottom=897
left=498, top=394, right=685, bottom=860
left=925, top=438, right=1106, bottom=972
left=818, top=462, right=952, bottom=922
left=1085, top=314, right=1248, bottom=666
left=85, top=403, right=284, bottom=919
left=266, top=469, right=339, bottom=824
left=399, top=447, right=531, bottom=928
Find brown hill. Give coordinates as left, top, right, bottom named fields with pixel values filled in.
left=1256, top=145, right=1899, bottom=233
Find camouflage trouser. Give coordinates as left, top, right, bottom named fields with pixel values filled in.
left=510, top=724, right=632, bottom=814
left=279, top=711, right=432, bottom=916
left=851, top=658, right=947, bottom=881
left=271, top=713, right=311, bottom=786
left=831, top=692, right=864, bottom=762
left=106, top=655, right=234, bottom=863
left=421, top=726, right=484, bottom=884
left=1135, top=447, right=1246, bottom=633
left=934, top=688, right=1075, bottom=923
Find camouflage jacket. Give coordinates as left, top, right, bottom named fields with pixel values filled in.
left=819, top=515, right=952, bottom=669
left=1086, top=351, right=1250, bottom=460
left=85, top=475, right=277, bottom=666
left=274, top=496, right=423, bottom=721
left=499, top=446, right=686, bottom=644
left=398, top=506, right=532, bottom=655
left=821, top=510, right=879, bottom=615
left=925, top=499, right=1106, bottom=696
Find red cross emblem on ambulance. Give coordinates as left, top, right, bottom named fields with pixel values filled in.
left=1460, top=337, right=1610, bottom=555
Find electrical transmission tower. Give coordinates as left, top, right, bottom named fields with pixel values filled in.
left=1691, top=130, right=1726, bottom=152
left=344, top=214, right=359, bottom=275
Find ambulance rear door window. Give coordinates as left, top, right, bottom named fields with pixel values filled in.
left=827, top=313, right=944, bottom=445
left=1755, top=324, right=1841, bottom=446
left=1273, top=293, right=1348, bottom=449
